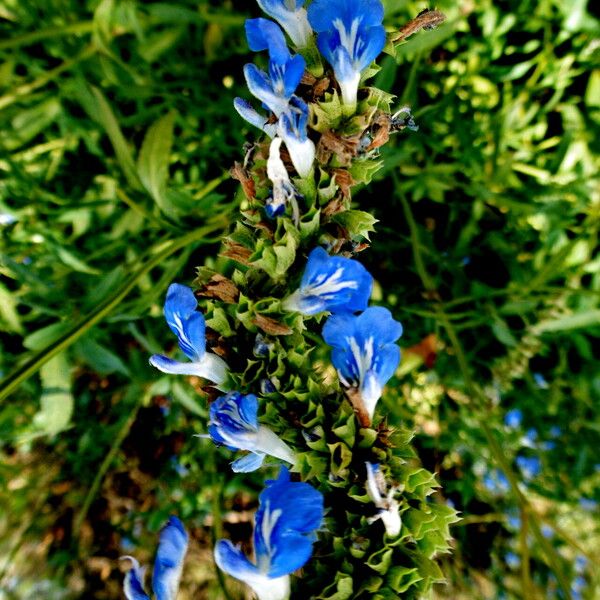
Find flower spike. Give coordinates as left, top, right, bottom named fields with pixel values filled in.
left=278, top=96, right=315, bottom=178
left=365, top=462, right=402, bottom=537
left=122, top=516, right=189, bottom=600
left=214, top=467, right=324, bottom=600
left=307, top=0, right=386, bottom=110
left=322, top=306, right=402, bottom=422
left=256, top=0, right=313, bottom=48
left=244, top=18, right=306, bottom=117
left=208, top=392, right=295, bottom=472
left=149, top=283, right=229, bottom=386
left=283, top=247, right=373, bottom=315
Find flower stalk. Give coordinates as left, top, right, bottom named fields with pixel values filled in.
left=142, top=2, right=457, bottom=598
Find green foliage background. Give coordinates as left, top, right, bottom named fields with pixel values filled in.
left=0, top=0, right=598, bottom=598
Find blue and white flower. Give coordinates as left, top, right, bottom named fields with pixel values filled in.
left=365, top=462, right=401, bottom=537
left=278, top=96, right=315, bottom=178
left=266, top=137, right=299, bottom=219
left=233, top=97, right=277, bottom=137
left=283, top=247, right=373, bottom=315
left=149, top=284, right=229, bottom=386
left=214, top=467, right=324, bottom=600
left=257, top=0, right=313, bottom=48
left=307, top=0, right=386, bottom=109
left=244, top=18, right=306, bottom=118
left=322, top=306, right=402, bottom=420
left=122, top=516, right=189, bottom=600
left=208, top=392, right=295, bottom=473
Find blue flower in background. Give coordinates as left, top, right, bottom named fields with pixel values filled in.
left=257, top=0, right=313, bottom=48
left=214, top=468, right=324, bottom=600
left=122, top=516, right=188, bottom=600
left=505, top=551, right=520, bottom=569
left=233, top=97, right=278, bottom=137
left=208, top=392, right=295, bottom=472
left=504, top=408, right=522, bottom=429
left=150, top=284, right=229, bottom=385
left=244, top=18, right=306, bottom=118
left=283, top=247, right=373, bottom=315
left=323, top=307, right=402, bottom=420
left=278, top=96, right=315, bottom=178
left=307, top=0, right=386, bottom=109
left=515, top=455, right=541, bottom=480
left=482, top=469, right=510, bottom=495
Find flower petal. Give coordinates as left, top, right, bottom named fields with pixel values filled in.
left=254, top=468, right=323, bottom=577
left=231, top=452, right=266, bottom=472
left=233, top=97, right=276, bottom=137
left=244, top=64, right=290, bottom=117
left=152, top=516, right=189, bottom=600
left=246, top=18, right=290, bottom=62
left=163, top=284, right=205, bottom=361
left=214, top=540, right=261, bottom=582
left=149, top=353, right=228, bottom=385
left=122, top=558, right=151, bottom=600
left=257, top=0, right=312, bottom=47
left=285, top=247, right=373, bottom=315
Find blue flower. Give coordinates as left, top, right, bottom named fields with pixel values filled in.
left=365, top=462, right=401, bottom=536
left=257, top=0, right=313, bottom=48
left=208, top=392, right=295, bottom=472
left=278, top=96, right=315, bottom=178
left=322, top=307, right=402, bottom=420
left=149, top=284, right=229, bottom=385
left=515, top=455, right=541, bottom=480
left=503, top=408, right=522, bottom=429
left=266, top=137, right=300, bottom=219
left=283, top=247, right=373, bottom=315
left=244, top=18, right=306, bottom=117
left=122, top=516, right=188, bottom=600
left=307, top=0, right=386, bottom=109
left=214, top=468, right=323, bottom=600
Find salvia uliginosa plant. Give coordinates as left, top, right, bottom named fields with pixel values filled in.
left=123, top=2, right=459, bottom=599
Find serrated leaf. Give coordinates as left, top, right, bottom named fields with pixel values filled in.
left=332, top=210, right=378, bottom=241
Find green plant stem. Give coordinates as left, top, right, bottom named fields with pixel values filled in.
left=0, top=217, right=228, bottom=402
left=397, top=185, right=573, bottom=599
left=72, top=401, right=141, bottom=539
left=0, top=21, right=95, bottom=51
left=0, top=45, right=96, bottom=111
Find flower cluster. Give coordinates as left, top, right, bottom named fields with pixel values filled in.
left=284, top=247, right=403, bottom=424
left=132, top=0, right=455, bottom=598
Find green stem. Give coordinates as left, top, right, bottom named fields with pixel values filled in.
left=0, top=21, right=95, bottom=51
left=0, top=217, right=228, bottom=402
left=73, top=401, right=142, bottom=539
left=0, top=45, right=96, bottom=111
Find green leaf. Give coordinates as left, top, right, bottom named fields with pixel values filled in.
left=137, top=111, right=177, bottom=214
left=34, top=352, right=73, bottom=436
left=332, top=210, right=379, bottom=241
left=73, top=336, right=131, bottom=376
left=535, top=310, right=600, bottom=333
left=77, top=85, right=142, bottom=191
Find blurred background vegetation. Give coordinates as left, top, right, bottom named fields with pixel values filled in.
left=0, top=0, right=598, bottom=598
